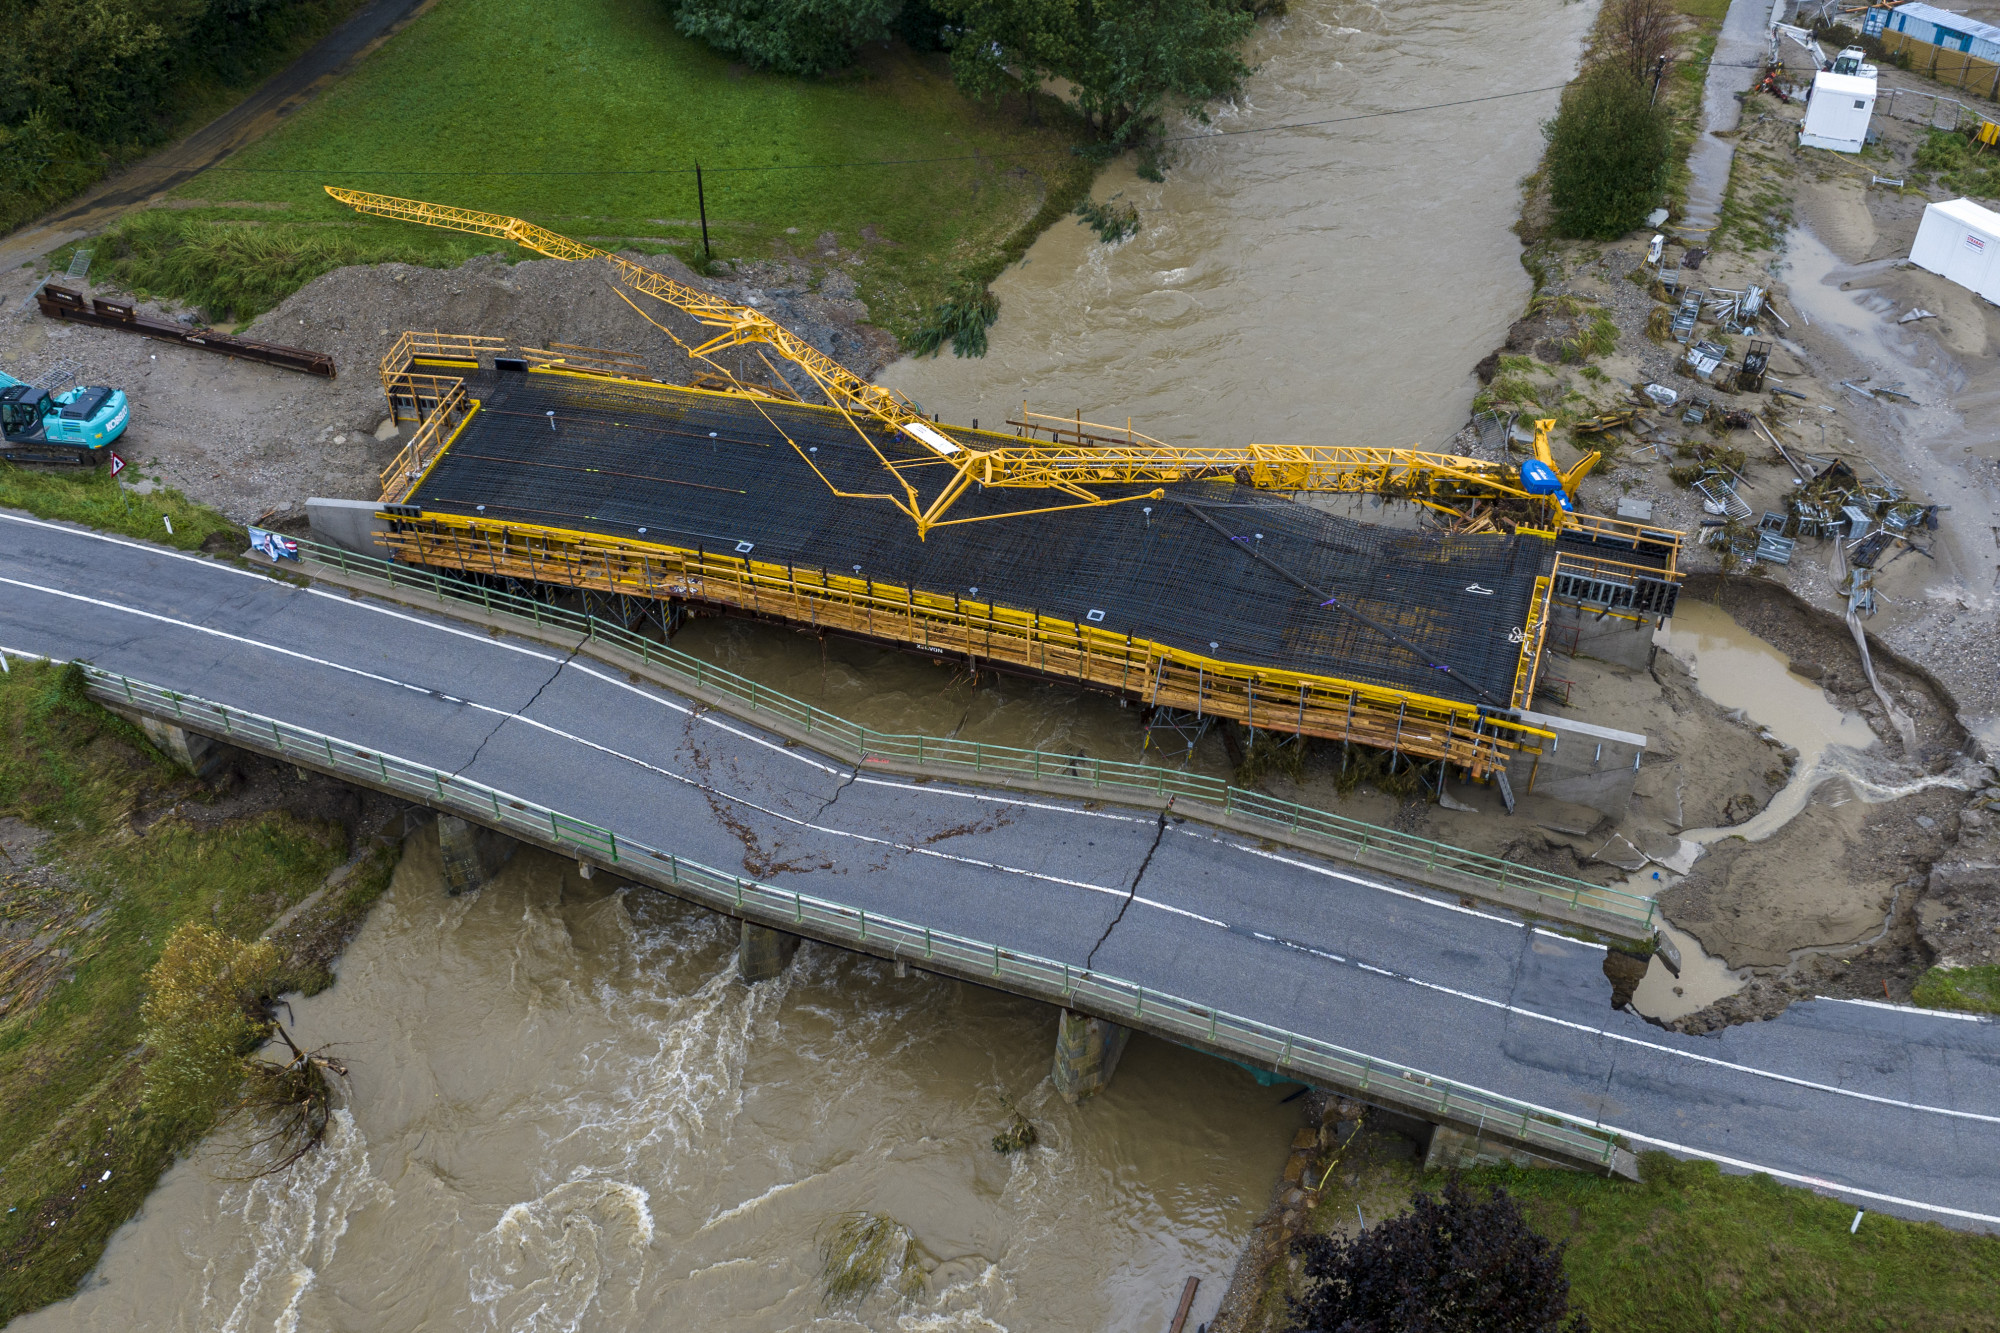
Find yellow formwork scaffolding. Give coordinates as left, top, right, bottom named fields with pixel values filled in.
left=372, top=508, right=1558, bottom=777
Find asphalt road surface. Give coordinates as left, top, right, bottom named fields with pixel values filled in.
left=4, top=508, right=1997, bottom=1229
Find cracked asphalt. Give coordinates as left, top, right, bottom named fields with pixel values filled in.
left=3, top=508, right=1998, bottom=1229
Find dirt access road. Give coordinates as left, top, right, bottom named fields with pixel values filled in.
left=0, top=0, right=433, bottom=273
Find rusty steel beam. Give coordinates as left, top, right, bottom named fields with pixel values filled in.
left=35, top=285, right=336, bottom=378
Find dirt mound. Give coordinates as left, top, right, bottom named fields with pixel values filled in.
left=0, top=250, right=894, bottom=525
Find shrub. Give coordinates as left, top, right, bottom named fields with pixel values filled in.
left=1544, top=67, right=1672, bottom=240
left=909, top=279, right=1000, bottom=357
left=1076, top=193, right=1139, bottom=242
left=671, top=0, right=902, bottom=75
left=1288, top=1175, right=1588, bottom=1333
left=1916, top=129, right=1971, bottom=173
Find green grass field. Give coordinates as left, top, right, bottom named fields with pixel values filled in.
left=1490, top=1155, right=2000, bottom=1332
left=64, top=0, right=1092, bottom=342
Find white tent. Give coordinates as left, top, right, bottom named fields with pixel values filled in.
left=1799, top=70, right=1877, bottom=152
left=1910, top=198, right=2000, bottom=303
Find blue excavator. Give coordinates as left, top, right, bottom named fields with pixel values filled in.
left=0, top=368, right=130, bottom=465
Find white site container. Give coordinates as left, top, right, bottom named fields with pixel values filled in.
left=1909, top=198, right=2000, bottom=303
left=1799, top=70, right=1877, bottom=152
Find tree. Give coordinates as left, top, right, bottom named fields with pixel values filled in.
left=1287, top=1176, right=1589, bottom=1333
left=1543, top=66, right=1671, bottom=240
left=1600, top=0, right=1678, bottom=85
left=140, top=922, right=345, bottom=1174
left=140, top=923, right=282, bottom=1125
left=671, top=0, right=904, bottom=75
left=936, top=0, right=1253, bottom=143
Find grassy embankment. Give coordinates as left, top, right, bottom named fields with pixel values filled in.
left=1912, top=963, right=2000, bottom=1013
left=49, top=0, right=1096, bottom=347
left=0, top=461, right=239, bottom=551
left=1265, top=1147, right=2000, bottom=1332
left=0, top=661, right=394, bottom=1323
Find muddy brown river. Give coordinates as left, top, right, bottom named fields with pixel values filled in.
left=19, top=2, right=1602, bottom=1328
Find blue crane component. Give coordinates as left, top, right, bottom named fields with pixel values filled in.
left=0, top=368, right=129, bottom=464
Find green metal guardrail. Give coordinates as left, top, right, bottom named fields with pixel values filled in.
left=83, top=664, right=1632, bottom=1172
left=290, top=536, right=1658, bottom=930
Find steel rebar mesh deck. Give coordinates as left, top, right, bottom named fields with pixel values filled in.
left=408, top=370, right=1558, bottom=707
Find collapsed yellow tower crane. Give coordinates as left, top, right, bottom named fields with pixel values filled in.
left=326, top=187, right=1617, bottom=544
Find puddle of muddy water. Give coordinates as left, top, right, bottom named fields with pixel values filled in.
left=1631, top=921, right=1746, bottom=1022
left=1657, top=599, right=1878, bottom=843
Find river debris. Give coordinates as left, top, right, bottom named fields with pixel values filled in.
left=991, top=1103, right=1039, bottom=1154
left=817, top=1210, right=932, bottom=1304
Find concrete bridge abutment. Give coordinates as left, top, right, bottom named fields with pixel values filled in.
left=118, top=713, right=226, bottom=777
left=1053, top=1009, right=1132, bottom=1103
left=738, top=920, right=801, bottom=982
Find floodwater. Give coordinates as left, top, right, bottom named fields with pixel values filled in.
left=1632, top=921, right=1745, bottom=1022
left=18, top=838, right=1297, bottom=1332
left=878, top=0, right=1597, bottom=453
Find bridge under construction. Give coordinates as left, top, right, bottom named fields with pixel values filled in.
left=328, top=188, right=1683, bottom=781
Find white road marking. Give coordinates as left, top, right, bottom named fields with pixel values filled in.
left=1816, top=996, right=1989, bottom=1023
left=1219, top=839, right=1530, bottom=929
left=1606, top=1128, right=2000, bottom=1226
left=1398, top=973, right=2000, bottom=1125
left=8, top=583, right=1997, bottom=1128
left=1, top=578, right=459, bottom=700
left=855, top=775, right=1151, bottom=823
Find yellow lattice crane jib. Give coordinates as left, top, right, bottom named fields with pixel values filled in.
left=326, top=187, right=1647, bottom=547
left=323, top=187, right=956, bottom=450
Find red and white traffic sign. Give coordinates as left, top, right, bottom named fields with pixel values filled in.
left=107, top=451, right=126, bottom=478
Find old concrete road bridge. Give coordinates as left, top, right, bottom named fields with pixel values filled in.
left=4, top=508, right=1998, bottom=1228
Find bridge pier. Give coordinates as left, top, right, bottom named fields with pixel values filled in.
left=738, top=920, right=800, bottom=982
left=1423, top=1122, right=1579, bottom=1173
left=436, top=815, right=517, bottom=896
left=1052, top=1009, right=1132, bottom=1103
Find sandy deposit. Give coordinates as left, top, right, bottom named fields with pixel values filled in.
left=0, top=251, right=889, bottom=523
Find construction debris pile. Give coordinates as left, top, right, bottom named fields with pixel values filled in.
left=1596, top=234, right=1944, bottom=613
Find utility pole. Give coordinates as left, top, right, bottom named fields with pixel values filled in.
left=695, top=163, right=711, bottom=261
left=1651, top=54, right=1669, bottom=106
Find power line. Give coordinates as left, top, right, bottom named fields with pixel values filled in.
left=11, top=73, right=1674, bottom=180
left=16, top=53, right=1786, bottom=182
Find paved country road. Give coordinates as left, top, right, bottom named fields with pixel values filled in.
left=3, top=508, right=1997, bottom=1229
